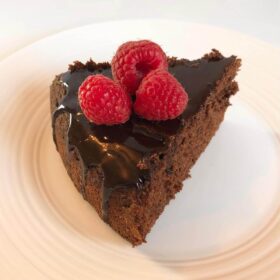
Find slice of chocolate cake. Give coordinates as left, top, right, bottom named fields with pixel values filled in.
left=50, top=49, right=241, bottom=246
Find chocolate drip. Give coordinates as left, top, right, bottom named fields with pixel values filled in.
left=52, top=55, right=235, bottom=221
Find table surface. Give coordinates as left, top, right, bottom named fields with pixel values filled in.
left=0, top=0, right=280, bottom=61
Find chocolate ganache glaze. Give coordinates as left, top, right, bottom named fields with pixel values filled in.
left=52, top=55, right=235, bottom=221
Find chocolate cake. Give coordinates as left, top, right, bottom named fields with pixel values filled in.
left=50, top=49, right=241, bottom=245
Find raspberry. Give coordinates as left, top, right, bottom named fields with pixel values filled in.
left=78, top=75, right=131, bottom=125
left=111, top=40, right=168, bottom=94
left=134, top=69, right=188, bottom=120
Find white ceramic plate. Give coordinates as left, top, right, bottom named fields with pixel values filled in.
left=0, top=20, right=280, bottom=280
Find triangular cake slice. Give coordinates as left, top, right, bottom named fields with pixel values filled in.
left=50, top=49, right=241, bottom=245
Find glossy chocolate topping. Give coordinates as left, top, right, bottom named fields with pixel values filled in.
left=52, top=55, right=235, bottom=220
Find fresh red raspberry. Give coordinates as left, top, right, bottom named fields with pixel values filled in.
left=111, top=40, right=168, bottom=94
left=78, top=75, right=131, bottom=125
left=134, top=69, right=188, bottom=120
